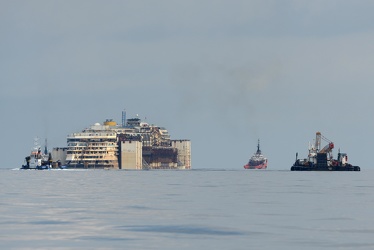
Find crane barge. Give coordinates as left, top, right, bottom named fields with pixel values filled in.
left=291, top=132, right=360, bottom=171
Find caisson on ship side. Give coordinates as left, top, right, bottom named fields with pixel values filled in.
left=291, top=132, right=360, bottom=171
left=244, top=140, right=268, bottom=169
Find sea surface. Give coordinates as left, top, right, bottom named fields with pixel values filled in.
left=1, top=168, right=373, bottom=250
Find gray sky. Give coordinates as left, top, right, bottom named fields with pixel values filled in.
left=2, top=0, right=374, bottom=169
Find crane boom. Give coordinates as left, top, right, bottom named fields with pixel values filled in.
left=319, top=142, right=334, bottom=153
left=315, top=132, right=333, bottom=153
left=315, top=132, right=321, bottom=151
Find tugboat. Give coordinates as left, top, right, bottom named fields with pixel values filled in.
left=291, top=132, right=360, bottom=171
left=21, top=138, right=52, bottom=170
left=244, top=139, right=268, bottom=169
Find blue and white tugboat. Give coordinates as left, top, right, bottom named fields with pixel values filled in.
left=21, top=138, right=52, bottom=170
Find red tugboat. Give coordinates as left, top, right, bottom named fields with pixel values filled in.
left=244, top=140, right=268, bottom=169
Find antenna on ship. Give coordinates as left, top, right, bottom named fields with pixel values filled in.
left=34, top=137, right=40, bottom=150
left=122, top=109, right=127, bottom=128
left=257, top=139, right=261, bottom=154
left=44, top=138, right=48, bottom=155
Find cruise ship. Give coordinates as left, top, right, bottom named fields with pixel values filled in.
left=55, top=111, right=191, bottom=170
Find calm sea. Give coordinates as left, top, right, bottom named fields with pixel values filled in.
left=0, top=168, right=373, bottom=250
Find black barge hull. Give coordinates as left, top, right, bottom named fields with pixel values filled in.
left=291, top=165, right=360, bottom=171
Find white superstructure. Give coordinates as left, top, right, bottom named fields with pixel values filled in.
left=66, top=123, right=119, bottom=168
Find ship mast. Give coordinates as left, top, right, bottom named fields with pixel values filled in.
left=257, top=139, right=261, bottom=154
left=44, top=138, right=48, bottom=155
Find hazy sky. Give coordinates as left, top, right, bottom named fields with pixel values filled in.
left=2, top=0, right=374, bottom=169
